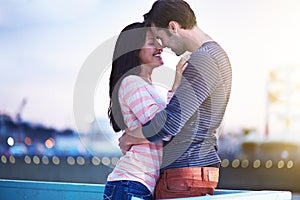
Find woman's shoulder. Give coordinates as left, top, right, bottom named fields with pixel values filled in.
left=122, top=75, right=141, bottom=82
left=121, top=75, right=147, bottom=87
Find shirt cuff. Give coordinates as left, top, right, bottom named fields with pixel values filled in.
left=167, top=91, right=175, bottom=103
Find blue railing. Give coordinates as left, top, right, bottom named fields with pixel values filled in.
left=0, top=179, right=292, bottom=200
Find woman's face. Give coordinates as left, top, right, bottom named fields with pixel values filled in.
left=139, top=30, right=163, bottom=67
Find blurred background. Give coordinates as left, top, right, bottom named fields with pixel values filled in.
left=1, top=0, right=300, bottom=197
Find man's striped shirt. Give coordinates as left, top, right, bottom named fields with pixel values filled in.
left=142, top=41, right=232, bottom=171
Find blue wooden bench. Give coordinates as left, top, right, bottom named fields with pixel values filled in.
left=0, top=179, right=292, bottom=200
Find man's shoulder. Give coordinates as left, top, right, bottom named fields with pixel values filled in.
left=189, top=42, right=226, bottom=65
left=189, top=50, right=215, bottom=67
left=190, top=50, right=210, bottom=59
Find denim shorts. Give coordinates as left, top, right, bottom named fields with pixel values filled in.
left=103, top=180, right=153, bottom=200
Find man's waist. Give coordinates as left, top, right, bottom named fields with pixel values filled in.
left=161, top=166, right=220, bottom=182
left=164, top=134, right=217, bottom=145
left=161, top=145, right=219, bottom=165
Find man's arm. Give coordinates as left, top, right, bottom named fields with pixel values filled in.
left=142, top=53, right=219, bottom=142
left=119, top=54, right=219, bottom=149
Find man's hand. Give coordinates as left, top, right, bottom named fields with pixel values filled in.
left=118, top=133, right=136, bottom=153
left=118, top=127, right=149, bottom=153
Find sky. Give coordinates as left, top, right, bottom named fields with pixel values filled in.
left=1, top=0, right=300, bottom=137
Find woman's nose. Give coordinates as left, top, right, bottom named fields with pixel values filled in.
left=154, top=39, right=164, bottom=49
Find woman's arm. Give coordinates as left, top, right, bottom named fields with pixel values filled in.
left=170, top=55, right=190, bottom=92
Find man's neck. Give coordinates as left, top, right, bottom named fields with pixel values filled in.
left=182, top=26, right=214, bottom=52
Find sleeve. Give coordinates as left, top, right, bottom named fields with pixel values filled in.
left=167, top=91, right=175, bottom=103
left=142, top=53, right=220, bottom=141
left=119, top=76, right=162, bottom=131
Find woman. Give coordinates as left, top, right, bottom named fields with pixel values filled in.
left=104, top=22, right=187, bottom=200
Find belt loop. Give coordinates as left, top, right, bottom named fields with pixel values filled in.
left=163, top=170, right=168, bottom=187
left=202, top=167, right=209, bottom=181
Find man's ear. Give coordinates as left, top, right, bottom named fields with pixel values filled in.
left=168, top=21, right=179, bottom=34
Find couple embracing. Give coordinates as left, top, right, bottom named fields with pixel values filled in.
left=104, top=0, right=232, bottom=199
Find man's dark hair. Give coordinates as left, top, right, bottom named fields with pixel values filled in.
left=144, top=0, right=197, bottom=29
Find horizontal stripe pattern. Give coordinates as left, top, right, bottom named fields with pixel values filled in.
left=107, top=75, right=168, bottom=194
left=142, top=41, right=232, bottom=171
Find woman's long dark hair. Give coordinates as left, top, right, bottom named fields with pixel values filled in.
left=108, top=22, right=147, bottom=132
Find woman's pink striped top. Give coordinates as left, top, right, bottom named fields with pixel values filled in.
left=107, top=75, right=173, bottom=194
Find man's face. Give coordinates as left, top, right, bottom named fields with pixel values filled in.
left=151, top=26, right=186, bottom=56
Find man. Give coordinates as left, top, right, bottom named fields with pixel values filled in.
left=119, top=0, right=232, bottom=198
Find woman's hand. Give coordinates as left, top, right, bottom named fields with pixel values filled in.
left=171, top=55, right=190, bottom=92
